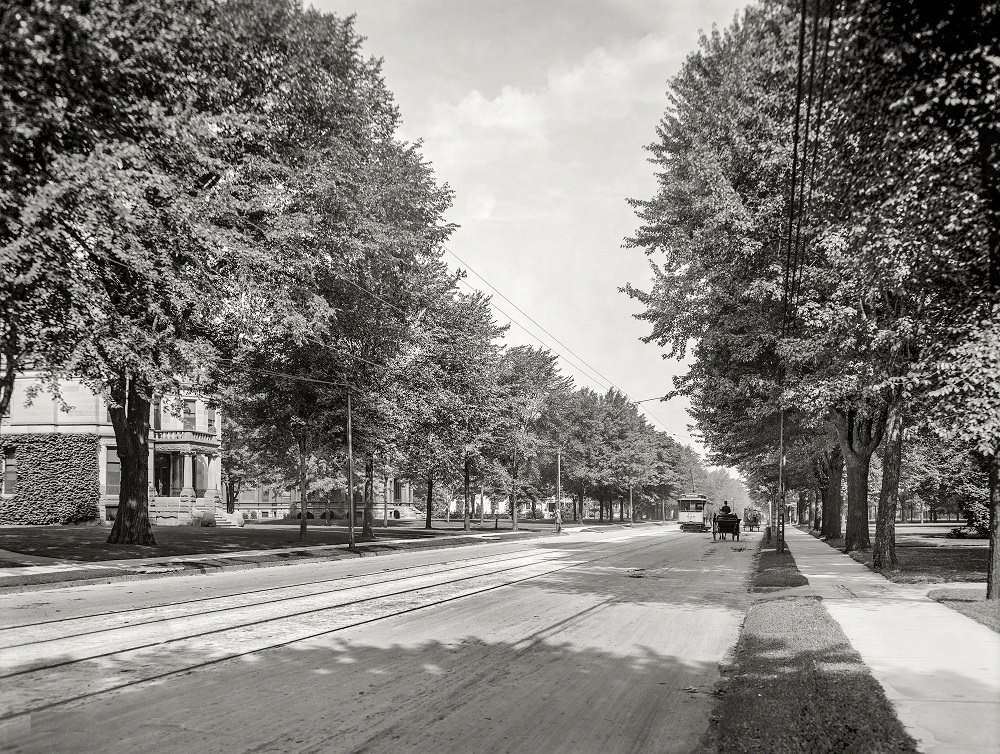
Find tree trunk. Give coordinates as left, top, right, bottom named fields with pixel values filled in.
left=812, top=488, right=821, bottom=531
left=362, top=458, right=375, bottom=539
left=873, top=401, right=905, bottom=570
left=987, top=447, right=999, bottom=600
left=797, top=490, right=807, bottom=523
left=833, top=406, right=886, bottom=552
left=107, top=374, right=155, bottom=545
left=383, top=474, right=389, bottom=528
left=844, top=453, right=872, bottom=551
left=296, top=435, right=308, bottom=542
left=225, top=480, right=240, bottom=515
left=425, top=474, right=433, bottom=529
left=576, top=487, right=583, bottom=522
left=823, top=444, right=844, bottom=539
left=511, top=462, right=519, bottom=532
left=463, top=456, right=470, bottom=532
left=598, top=495, right=604, bottom=522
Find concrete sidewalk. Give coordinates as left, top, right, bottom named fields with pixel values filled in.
left=786, top=527, right=1000, bottom=753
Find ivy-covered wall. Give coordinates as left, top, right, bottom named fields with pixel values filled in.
left=0, top=434, right=101, bottom=524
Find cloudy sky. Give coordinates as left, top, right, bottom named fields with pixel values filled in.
left=315, top=0, right=747, bottom=455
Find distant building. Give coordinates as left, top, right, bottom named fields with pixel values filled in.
left=1, top=372, right=222, bottom=525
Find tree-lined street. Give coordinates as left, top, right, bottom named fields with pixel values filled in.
left=1, top=0, right=997, bottom=751
left=1, top=525, right=759, bottom=753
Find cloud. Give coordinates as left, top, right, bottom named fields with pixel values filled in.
left=438, top=85, right=546, bottom=134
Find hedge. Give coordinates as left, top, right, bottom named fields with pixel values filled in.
left=0, top=433, right=101, bottom=524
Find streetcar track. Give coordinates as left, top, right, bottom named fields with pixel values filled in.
left=0, top=548, right=558, bottom=649
left=0, top=534, right=667, bottom=681
left=0, top=553, right=561, bottom=679
left=0, top=535, right=672, bottom=722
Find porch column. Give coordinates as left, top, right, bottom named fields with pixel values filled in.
left=179, top=451, right=196, bottom=522
left=181, top=452, right=194, bottom=495
left=205, top=453, right=222, bottom=512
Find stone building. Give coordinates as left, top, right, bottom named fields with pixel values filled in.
left=0, top=372, right=222, bottom=525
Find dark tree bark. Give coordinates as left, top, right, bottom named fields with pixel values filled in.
left=225, top=479, right=241, bottom=515
left=383, top=473, right=390, bottom=527
left=598, top=494, right=604, bottom=522
left=833, top=406, right=887, bottom=551
left=362, top=457, right=375, bottom=539
left=463, top=456, right=470, bottom=532
left=824, top=445, right=844, bottom=539
left=873, top=401, right=906, bottom=570
left=107, top=374, right=155, bottom=545
left=425, top=473, right=433, bottom=529
left=511, top=460, right=519, bottom=532
left=988, top=448, right=999, bottom=600
left=296, top=433, right=308, bottom=543
left=0, top=320, right=17, bottom=425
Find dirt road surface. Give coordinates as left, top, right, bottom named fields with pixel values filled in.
left=0, top=525, right=759, bottom=753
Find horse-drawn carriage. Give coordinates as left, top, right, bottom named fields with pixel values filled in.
left=713, top=513, right=741, bottom=541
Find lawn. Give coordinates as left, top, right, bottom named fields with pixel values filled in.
left=0, top=523, right=444, bottom=563
left=928, top=587, right=1000, bottom=635
left=804, top=526, right=988, bottom=584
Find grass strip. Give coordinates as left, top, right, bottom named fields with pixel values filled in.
left=698, top=543, right=917, bottom=754
left=928, top=587, right=1000, bottom=634
left=800, top=527, right=988, bottom=584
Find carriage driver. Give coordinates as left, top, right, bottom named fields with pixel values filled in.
left=720, top=501, right=732, bottom=516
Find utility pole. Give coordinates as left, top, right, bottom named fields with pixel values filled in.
left=347, top=391, right=355, bottom=550
left=628, top=483, right=633, bottom=524
left=555, top=447, right=562, bottom=533
left=776, top=408, right=785, bottom=553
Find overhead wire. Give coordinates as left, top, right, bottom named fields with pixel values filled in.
left=445, top=247, right=621, bottom=391
left=791, top=0, right=838, bottom=316
left=443, top=247, right=699, bottom=445
left=788, top=0, right=823, bottom=329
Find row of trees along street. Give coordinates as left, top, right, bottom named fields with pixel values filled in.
left=0, top=1, right=745, bottom=547
left=625, top=0, right=999, bottom=597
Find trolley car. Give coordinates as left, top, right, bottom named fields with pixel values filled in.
left=678, top=493, right=713, bottom=532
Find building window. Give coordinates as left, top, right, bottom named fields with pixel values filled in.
left=153, top=399, right=162, bottom=431
left=261, top=511, right=269, bottom=518
left=2, top=448, right=15, bottom=494
left=393, top=479, right=403, bottom=502
left=207, top=407, right=216, bottom=434
left=106, top=448, right=121, bottom=496
left=182, top=399, right=196, bottom=431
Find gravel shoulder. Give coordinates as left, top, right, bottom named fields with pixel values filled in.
left=697, top=540, right=917, bottom=753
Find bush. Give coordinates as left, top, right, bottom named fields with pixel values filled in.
left=960, top=499, right=989, bottom=537
left=947, top=526, right=988, bottom=539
